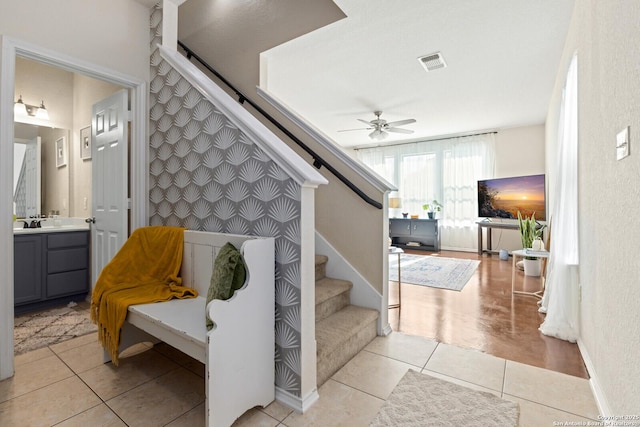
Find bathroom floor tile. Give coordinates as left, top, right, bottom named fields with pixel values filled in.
left=0, top=354, right=74, bottom=403
left=0, top=376, right=101, bottom=427
left=282, top=379, right=384, bottom=427
left=331, top=350, right=416, bottom=399
left=106, top=367, right=205, bottom=426
left=364, top=332, right=438, bottom=368
left=504, top=360, right=599, bottom=419
left=54, top=403, right=127, bottom=427
left=78, top=347, right=180, bottom=400
left=425, top=343, right=506, bottom=391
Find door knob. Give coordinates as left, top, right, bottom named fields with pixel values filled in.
left=85, top=217, right=96, bottom=224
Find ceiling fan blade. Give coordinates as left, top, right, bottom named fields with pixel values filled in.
left=385, top=118, right=416, bottom=127
left=357, top=119, right=374, bottom=126
left=337, top=127, right=372, bottom=132
left=386, top=127, right=414, bottom=134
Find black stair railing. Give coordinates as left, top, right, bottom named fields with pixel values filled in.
left=177, top=41, right=383, bottom=210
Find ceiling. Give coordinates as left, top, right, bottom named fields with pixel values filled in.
left=178, top=0, right=575, bottom=149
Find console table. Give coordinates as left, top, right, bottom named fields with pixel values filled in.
left=476, top=220, right=519, bottom=255
left=389, top=218, right=440, bottom=252
left=476, top=220, right=544, bottom=255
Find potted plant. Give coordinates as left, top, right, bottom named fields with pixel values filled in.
left=422, top=200, right=443, bottom=219
left=517, top=211, right=546, bottom=276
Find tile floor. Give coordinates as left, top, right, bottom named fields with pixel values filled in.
left=0, top=331, right=599, bottom=426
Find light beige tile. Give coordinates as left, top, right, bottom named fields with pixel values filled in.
left=79, top=348, right=180, bottom=400
left=165, top=403, right=205, bottom=427
left=331, top=350, right=415, bottom=399
left=232, top=407, right=280, bottom=427
left=0, top=354, right=74, bottom=402
left=0, top=376, right=101, bottom=427
left=282, top=379, right=384, bottom=427
left=260, top=400, right=294, bottom=421
left=55, top=403, right=127, bottom=427
left=421, top=369, right=501, bottom=397
left=365, top=332, right=438, bottom=368
left=14, top=346, right=55, bottom=367
left=504, top=394, right=596, bottom=427
left=50, top=331, right=99, bottom=354
left=504, top=360, right=599, bottom=419
left=106, top=367, right=205, bottom=426
left=425, top=343, right=506, bottom=391
left=56, top=340, right=109, bottom=374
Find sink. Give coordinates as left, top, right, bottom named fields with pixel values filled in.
left=13, top=218, right=90, bottom=234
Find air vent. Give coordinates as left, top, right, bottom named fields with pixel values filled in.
left=418, top=52, right=447, bottom=72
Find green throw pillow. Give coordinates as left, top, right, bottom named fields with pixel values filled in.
left=206, top=242, right=247, bottom=330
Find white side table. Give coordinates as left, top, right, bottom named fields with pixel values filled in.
left=511, top=249, right=550, bottom=298
left=389, top=247, right=404, bottom=309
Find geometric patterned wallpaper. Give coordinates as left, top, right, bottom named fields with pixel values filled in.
left=149, top=4, right=304, bottom=396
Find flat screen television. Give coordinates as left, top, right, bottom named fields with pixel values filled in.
left=478, top=174, right=546, bottom=221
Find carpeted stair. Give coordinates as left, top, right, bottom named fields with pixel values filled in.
left=315, top=255, right=379, bottom=386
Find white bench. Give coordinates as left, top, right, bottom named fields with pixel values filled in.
left=108, top=230, right=275, bottom=427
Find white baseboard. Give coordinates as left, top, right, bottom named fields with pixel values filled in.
left=275, top=386, right=319, bottom=414
left=577, top=338, right=610, bottom=415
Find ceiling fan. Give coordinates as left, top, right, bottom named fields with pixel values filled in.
left=339, top=111, right=416, bottom=140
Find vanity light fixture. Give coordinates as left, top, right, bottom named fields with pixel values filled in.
left=14, top=95, right=49, bottom=120
left=14, top=95, right=27, bottom=116
left=35, top=101, right=49, bottom=120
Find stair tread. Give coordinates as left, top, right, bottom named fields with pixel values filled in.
left=315, top=255, right=328, bottom=265
left=316, top=305, right=379, bottom=358
left=315, top=277, right=352, bottom=306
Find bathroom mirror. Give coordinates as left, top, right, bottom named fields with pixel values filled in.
left=14, top=122, right=70, bottom=218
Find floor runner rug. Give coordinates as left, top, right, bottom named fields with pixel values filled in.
left=371, top=370, right=519, bottom=426
left=14, top=305, right=96, bottom=355
left=389, top=254, right=480, bottom=291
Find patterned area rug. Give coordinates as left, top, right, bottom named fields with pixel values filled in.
left=14, top=305, right=97, bottom=355
left=371, top=370, right=519, bottom=426
left=389, top=254, right=480, bottom=291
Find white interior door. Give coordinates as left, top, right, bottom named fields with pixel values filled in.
left=91, top=89, right=129, bottom=286
left=24, top=137, right=41, bottom=218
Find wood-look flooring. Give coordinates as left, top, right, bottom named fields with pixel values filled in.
left=388, top=249, right=588, bottom=379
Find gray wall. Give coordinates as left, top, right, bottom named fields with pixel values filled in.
left=149, top=5, right=304, bottom=396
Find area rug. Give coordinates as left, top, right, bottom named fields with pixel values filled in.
left=14, top=305, right=97, bottom=355
left=389, top=254, right=480, bottom=291
left=370, top=370, right=519, bottom=427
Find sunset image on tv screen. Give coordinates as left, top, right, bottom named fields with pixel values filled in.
left=478, top=174, right=546, bottom=220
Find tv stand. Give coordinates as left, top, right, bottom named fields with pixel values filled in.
left=476, top=220, right=520, bottom=255
left=476, top=220, right=544, bottom=255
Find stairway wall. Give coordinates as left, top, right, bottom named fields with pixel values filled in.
left=149, top=5, right=306, bottom=398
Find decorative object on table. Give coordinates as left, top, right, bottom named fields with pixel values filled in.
left=55, top=136, right=67, bottom=168
left=388, top=254, right=479, bottom=291
left=80, top=125, right=91, bottom=160
left=531, top=237, right=543, bottom=251
left=517, top=211, right=546, bottom=276
left=422, top=199, right=443, bottom=219
left=402, top=212, right=408, bottom=218
left=371, top=370, right=519, bottom=427
left=410, top=214, right=419, bottom=219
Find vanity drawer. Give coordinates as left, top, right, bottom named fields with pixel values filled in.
left=47, top=248, right=89, bottom=274
left=47, top=270, right=89, bottom=297
left=47, top=231, right=89, bottom=249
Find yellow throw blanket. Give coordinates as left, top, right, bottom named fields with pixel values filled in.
left=90, top=226, right=197, bottom=365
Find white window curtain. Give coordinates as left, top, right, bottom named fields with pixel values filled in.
left=539, top=54, right=579, bottom=342
left=356, top=134, right=495, bottom=250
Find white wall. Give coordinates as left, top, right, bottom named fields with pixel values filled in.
left=546, top=0, right=640, bottom=413
left=0, top=0, right=150, bottom=82
left=487, top=124, right=546, bottom=252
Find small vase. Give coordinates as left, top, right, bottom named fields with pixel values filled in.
left=531, top=237, right=543, bottom=251
left=427, top=212, right=435, bottom=219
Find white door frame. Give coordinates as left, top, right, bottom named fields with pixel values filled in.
left=0, top=36, right=148, bottom=380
